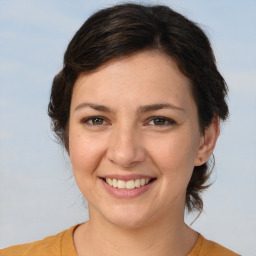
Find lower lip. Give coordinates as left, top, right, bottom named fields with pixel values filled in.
left=100, top=179, right=155, bottom=199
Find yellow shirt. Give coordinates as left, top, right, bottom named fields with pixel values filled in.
left=0, top=225, right=240, bottom=256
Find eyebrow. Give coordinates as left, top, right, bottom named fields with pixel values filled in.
left=74, top=102, right=185, bottom=113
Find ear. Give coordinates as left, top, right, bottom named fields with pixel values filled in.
left=194, top=116, right=220, bottom=166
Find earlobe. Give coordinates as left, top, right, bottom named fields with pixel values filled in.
left=194, top=117, right=220, bottom=166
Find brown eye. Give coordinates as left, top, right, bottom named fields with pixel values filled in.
left=82, top=116, right=107, bottom=126
left=153, top=118, right=167, bottom=125
left=91, top=118, right=104, bottom=125
left=148, top=117, right=176, bottom=126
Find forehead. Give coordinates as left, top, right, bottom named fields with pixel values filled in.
left=71, top=50, right=195, bottom=112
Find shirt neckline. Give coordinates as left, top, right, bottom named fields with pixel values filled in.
left=61, top=224, right=80, bottom=256
left=62, top=224, right=204, bottom=256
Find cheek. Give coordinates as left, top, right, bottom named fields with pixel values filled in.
left=148, top=131, right=198, bottom=180
left=69, top=132, right=106, bottom=177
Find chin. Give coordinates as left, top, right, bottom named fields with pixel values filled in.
left=101, top=204, right=157, bottom=229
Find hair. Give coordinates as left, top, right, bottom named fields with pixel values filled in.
left=48, top=3, right=229, bottom=214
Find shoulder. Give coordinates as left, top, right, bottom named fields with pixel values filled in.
left=0, top=225, right=78, bottom=256
left=189, top=234, right=241, bottom=256
left=0, top=233, right=63, bottom=256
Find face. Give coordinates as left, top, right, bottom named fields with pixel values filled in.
left=69, top=51, right=204, bottom=228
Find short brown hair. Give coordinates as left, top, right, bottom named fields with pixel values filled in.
left=48, top=3, right=229, bottom=213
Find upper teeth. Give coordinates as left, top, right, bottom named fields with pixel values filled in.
left=106, top=178, right=151, bottom=189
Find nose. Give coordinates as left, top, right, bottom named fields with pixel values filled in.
left=106, top=126, right=146, bottom=168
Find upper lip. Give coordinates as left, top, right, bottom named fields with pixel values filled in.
left=100, top=174, right=156, bottom=181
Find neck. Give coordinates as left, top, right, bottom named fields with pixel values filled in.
left=74, top=208, right=198, bottom=256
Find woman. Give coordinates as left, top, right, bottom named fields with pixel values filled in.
left=1, top=3, right=240, bottom=256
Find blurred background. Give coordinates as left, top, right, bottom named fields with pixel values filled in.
left=0, top=0, right=255, bottom=255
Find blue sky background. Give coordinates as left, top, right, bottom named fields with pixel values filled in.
left=0, top=0, right=255, bottom=255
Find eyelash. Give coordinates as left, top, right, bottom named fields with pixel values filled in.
left=81, top=116, right=176, bottom=127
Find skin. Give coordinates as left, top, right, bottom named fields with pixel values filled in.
left=68, top=50, right=219, bottom=256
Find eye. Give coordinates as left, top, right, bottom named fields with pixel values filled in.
left=81, top=116, right=108, bottom=126
left=147, top=117, right=176, bottom=126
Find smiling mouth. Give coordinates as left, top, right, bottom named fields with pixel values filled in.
left=101, top=177, right=156, bottom=189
